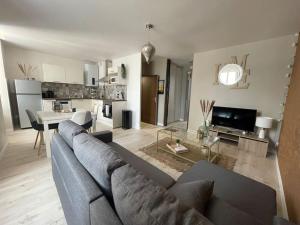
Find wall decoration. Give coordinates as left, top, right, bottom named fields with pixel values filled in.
left=158, top=80, right=165, bottom=94
left=17, top=63, right=37, bottom=80
left=214, top=54, right=250, bottom=89
left=121, top=64, right=126, bottom=79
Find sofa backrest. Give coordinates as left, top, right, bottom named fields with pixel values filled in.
left=51, top=120, right=123, bottom=225
left=58, top=120, right=87, bottom=148
left=73, top=133, right=126, bottom=202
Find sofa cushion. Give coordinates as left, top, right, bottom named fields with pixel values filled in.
left=73, top=133, right=126, bottom=199
left=177, top=160, right=276, bottom=225
left=58, top=120, right=87, bottom=148
left=169, top=180, right=214, bottom=214
left=205, top=196, right=263, bottom=225
left=108, top=142, right=175, bottom=189
left=111, top=164, right=214, bottom=225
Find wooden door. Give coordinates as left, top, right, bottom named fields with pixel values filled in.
left=141, top=75, right=158, bottom=125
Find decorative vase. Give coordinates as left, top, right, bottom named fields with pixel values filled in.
left=202, top=121, right=209, bottom=137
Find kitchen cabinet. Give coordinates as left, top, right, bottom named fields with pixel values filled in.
left=71, top=99, right=93, bottom=111
left=84, top=64, right=98, bottom=87
left=98, top=101, right=127, bottom=128
left=66, top=67, right=84, bottom=84
left=42, top=64, right=66, bottom=83
left=42, top=99, right=55, bottom=111
left=43, top=63, right=84, bottom=84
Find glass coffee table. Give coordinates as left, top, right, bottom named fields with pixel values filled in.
left=156, top=126, right=220, bottom=164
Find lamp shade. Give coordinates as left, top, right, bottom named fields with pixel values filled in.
left=255, top=117, right=273, bottom=129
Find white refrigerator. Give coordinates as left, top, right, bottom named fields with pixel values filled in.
left=14, top=80, right=42, bottom=128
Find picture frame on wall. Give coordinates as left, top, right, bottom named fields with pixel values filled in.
left=158, top=80, right=165, bottom=94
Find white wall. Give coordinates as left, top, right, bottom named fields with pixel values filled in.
left=113, top=53, right=142, bottom=129
left=189, top=35, right=296, bottom=143
left=0, top=96, right=8, bottom=157
left=0, top=40, right=13, bottom=131
left=3, top=44, right=84, bottom=81
left=142, top=56, right=168, bottom=126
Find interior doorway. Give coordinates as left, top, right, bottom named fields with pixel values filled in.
left=165, top=62, right=191, bottom=130
left=141, top=75, right=159, bottom=125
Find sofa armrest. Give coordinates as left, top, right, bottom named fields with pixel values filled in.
left=91, top=131, right=112, bottom=143
left=274, top=216, right=297, bottom=225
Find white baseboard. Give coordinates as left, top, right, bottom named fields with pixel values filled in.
left=275, top=154, right=289, bottom=219
left=157, top=122, right=164, bottom=127
left=0, top=141, right=8, bottom=161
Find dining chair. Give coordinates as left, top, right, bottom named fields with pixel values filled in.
left=71, top=111, right=93, bottom=131
left=26, top=109, right=59, bottom=156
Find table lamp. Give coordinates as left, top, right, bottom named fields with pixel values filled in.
left=255, top=117, right=273, bottom=139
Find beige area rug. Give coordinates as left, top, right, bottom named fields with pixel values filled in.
left=140, top=137, right=237, bottom=172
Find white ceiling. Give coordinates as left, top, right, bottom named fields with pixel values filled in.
left=0, top=0, right=300, bottom=64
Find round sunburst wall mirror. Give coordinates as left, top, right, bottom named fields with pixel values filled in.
left=218, top=64, right=243, bottom=86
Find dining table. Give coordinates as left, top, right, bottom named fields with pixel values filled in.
left=37, top=110, right=96, bottom=158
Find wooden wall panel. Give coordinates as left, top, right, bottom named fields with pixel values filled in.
left=278, top=36, right=300, bottom=223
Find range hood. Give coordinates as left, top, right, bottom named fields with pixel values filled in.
left=98, top=60, right=113, bottom=83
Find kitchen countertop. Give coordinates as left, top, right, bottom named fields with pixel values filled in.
left=42, top=98, right=127, bottom=101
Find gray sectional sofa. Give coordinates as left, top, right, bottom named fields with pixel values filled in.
left=51, top=120, right=295, bottom=225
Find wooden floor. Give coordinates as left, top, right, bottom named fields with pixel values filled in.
left=0, top=122, right=284, bottom=224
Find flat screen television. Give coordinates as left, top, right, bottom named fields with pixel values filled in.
left=211, top=106, right=257, bottom=132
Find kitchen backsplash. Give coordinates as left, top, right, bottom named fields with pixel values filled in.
left=42, top=82, right=127, bottom=100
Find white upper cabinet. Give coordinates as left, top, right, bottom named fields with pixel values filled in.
left=42, top=63, right=84, bottom=84
left=66, top=66, right=84, bottom=84
left=42, top=64, right=66, bottom=83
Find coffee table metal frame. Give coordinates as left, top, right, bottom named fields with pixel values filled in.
left=156, top=126, right=220, bottom=164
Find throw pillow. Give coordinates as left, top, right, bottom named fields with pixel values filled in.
left=169, top=180, right=214, bottom=214
left=111, top=164, right=214, bottom=225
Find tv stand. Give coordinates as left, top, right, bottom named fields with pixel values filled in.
left=209, top=126, right=269, bottom=157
